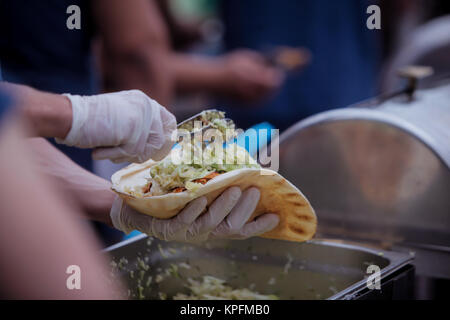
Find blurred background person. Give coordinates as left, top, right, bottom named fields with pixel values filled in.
left=218, top=0, right=382, bottom=131
left=160, top=0, right=450, bottom=130
left=150, top=0, right=291, bottom=123
left=98, top=0, right=286, bottom=121
left=143, top=0, right=380, bottom=130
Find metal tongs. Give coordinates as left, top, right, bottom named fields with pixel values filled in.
left=176, top=109, right=235, bottom=148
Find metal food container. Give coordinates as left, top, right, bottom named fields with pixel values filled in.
left=272, top=79, right=450, bottom=292
left=105, top=234, right=414, bottom=300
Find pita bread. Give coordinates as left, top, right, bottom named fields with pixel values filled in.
left=111, top=159, right=317, bottom=242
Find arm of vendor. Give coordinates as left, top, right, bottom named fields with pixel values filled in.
left=0, top=81, right=176, bottom=164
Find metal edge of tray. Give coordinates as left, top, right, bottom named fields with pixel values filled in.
left=310, top=239, right=414, bottom=300
left=104, top=233, right=148, bottom=252
left=277, top=108, right=450, bottom=169
left=104, top=235, right=414, bottom=300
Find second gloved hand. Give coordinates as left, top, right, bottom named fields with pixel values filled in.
left=110, top=187, right=280, bottom=242
left=56, top=90, right=176, bottom=163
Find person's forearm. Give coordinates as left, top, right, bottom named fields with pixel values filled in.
left=102, top=46, right=173, bottom=106
left=0, top=119, right=123, bottom=298
left=0, top=82, right=72, bottom=139
left=93, top=0, right=174, bottom=106
left=27, top=138, right=115, bottom=226
left=170, top=54, right=226, bottom=94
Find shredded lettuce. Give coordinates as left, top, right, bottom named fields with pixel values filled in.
left=185, top=181, right=203, bottom=192
left=173, top=276, right=279, bottom=300
left=178, top=110, right=236, bottom=141
left=149, top=143, right=259, bottom=194
left=178, top=111, right=230, bottom=131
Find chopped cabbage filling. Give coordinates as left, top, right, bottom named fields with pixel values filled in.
left=147, top=143, right=259, bottom=195
left=173, top=276, right=279, bottom=300
left=178, top=110, right=234, bottom=136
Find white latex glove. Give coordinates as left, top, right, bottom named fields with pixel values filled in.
left=56, top=90, right=176, bottom=163
left=110, top=187, right=280, bottom=242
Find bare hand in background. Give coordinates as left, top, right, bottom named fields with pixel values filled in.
left=172, top=50, right=285, bottom=104
left=216, top=50, right=285, bottom=103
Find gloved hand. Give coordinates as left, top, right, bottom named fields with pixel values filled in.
left=56, top=90, right=176, bottom=163
left=110, top=187, right=280, bottom=242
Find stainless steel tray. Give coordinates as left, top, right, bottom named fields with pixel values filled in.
left=105, top=235, right=413, bottom=300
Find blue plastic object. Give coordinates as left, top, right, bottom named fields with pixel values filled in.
left=123, top=230, right=143, bottom=240
left=233, top=122, right=276, bottom=156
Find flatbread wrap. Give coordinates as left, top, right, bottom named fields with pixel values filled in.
left=111, top=142, right=317, bottom=242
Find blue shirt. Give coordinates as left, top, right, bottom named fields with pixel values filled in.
left=0, top=0, right=97, bottom=95
left=0, top=90, right=11, bottom=123
left=0, top=67, right=11, bottom=122
left=0, top=0, right=98, bottom=170
left=220, top=0, right=381, bottom=131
